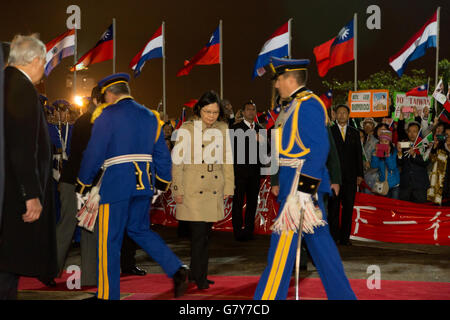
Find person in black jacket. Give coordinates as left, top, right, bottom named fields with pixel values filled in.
left=231, top=101, right=262, bottom=241
left=328, top=104, right=364, bottom=245
left=397, top=121, right=430, bottom=203
left=0, top=34, right=57, bottom=299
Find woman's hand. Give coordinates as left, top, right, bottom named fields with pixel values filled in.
left=271, top=185, right=280, bottom=196
left=224, top=195, right=231, bottom=200
left=174, top=195, right=183, bottom=204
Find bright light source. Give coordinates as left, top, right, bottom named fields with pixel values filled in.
left=74, top=95, right=84, bottom=107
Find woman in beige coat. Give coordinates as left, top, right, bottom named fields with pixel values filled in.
left=171, top=91, right=234, bottom=290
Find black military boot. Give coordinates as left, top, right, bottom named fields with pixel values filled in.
left=173, top=265, right=190, bottom=298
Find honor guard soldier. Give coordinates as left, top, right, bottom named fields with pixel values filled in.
left=49, top=99, right=73, bottom=181
left=254, top=57, right=356, bottom=300
left=76, top=73, right=189, bottom=300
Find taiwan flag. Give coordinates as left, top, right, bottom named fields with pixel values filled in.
left=72, top=24, right=113, bottom=71
left=320, top=90, right=333, bottom=109
left=313, top=19, right=354, bottom=77
left=183, top=99, right=198, bottom=108
left=176, top=25, right=220, bottom=76
left=175, top=108, right=186, bottom=129
left=406, top=84, right=428, bottom=97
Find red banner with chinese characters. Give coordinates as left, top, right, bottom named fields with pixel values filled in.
left=150, top=177, right=279, bottom=234
left=351, top=192, right=450, bottom=246
left=150, top=179, right=450, bottom=246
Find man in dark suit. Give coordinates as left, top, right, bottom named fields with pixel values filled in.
left=231, top=101, right=262, bottom=241
left=0, top=34, right=57, bottom=299
left=397, top=121, right=430, bottom=203
left=0, top=43, right=6, bottom=231
left=328, top=104, right=364, bottom=246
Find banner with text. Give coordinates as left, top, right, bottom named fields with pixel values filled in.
left=348, top=90, right=389, bottom=118
left=150, top=181, right=450, bottom=245
left=393, top=92, right=433, bottom=120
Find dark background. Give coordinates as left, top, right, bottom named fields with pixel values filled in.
left=0, top=0, right=448, bottom=118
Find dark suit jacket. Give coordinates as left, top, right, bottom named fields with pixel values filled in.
left=330, top=123, right=364, bottom=185
left=327, top=124, right=342, bottom=186
left=398, top=149, right=430, bottom=191
left=60, top=110, right=94, bottom=184
left=0, top=66, right=57, bottom=278
left=0, top=45, right=4, bottom=228
left=231, top=120, right=262, bottom=178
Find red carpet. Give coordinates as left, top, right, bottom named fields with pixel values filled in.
left=18, top=272, right=450, bottom=300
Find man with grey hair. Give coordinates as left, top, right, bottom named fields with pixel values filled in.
left=0, top=34, right=58, bottom=299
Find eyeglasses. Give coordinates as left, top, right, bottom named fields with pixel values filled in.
left=201, top=109, right=220, bottom=115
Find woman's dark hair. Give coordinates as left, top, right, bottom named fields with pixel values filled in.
left=193, top=90, right=224, bottom=120
left=373, top=123, right=389, bottom=140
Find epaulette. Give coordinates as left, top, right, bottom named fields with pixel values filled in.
left=91, top=103, right=111, bottom=123
left=150, top=110, right=164, bottom=143
left=294, top=90, right=313, bottom=101
left=295, top=91, right=329, bottom=125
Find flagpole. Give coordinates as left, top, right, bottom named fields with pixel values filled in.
left=288, top=18, right=293, bottom=59
left=354, top=13, right=358, bottom=91
left=113, top=18, right=116, bottom=74
left=435, top=7, right=440, bottom=90
left=219, top=19, right=223, bottom=99
left=162, top=21, right=167, bottom=118
left=73, top=27, right=77, bottom=107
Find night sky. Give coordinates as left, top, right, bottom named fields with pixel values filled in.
left=1, top=0, right=448, bottom=119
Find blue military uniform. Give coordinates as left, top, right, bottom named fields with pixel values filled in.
left=254, top=58, right=356, bottom=300
left=76, top=73, right=184, bottom=300
left=47, top=99, right=73, bottom=222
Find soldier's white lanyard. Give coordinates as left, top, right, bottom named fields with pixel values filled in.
left=57, top=120, right=69, bottom=160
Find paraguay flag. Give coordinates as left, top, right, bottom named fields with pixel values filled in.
left=176, top=25, right=220, bottom=76
left=45, top=29, right=75, bottom=76
left=389, top=11, right=437, bottom=77
left=313, top=19, right=354, bottom=77
left=252, top=21, right=290, bottom=79
left=73, top=24, right=113, bottom=71
left=130, top=25, right=163, bottom=77
left=406, top=84, right=428, bottom=97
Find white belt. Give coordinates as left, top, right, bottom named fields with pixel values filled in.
left=279, top=158, right=303, bottom=168
left=102, top=154, right=153, bottom=169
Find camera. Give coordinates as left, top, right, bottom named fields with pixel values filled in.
left=398, top=141, right=412, bottom=149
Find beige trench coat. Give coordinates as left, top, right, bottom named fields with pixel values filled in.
left=171, top=119, right=234, bottom=222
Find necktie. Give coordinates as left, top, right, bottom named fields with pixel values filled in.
left=340, top=126, right=346, bottom=141
left=250, top=123, right=254, bottom=129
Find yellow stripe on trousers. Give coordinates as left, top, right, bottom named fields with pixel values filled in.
left=261, top=230, right=294, bottom=300
left=98, top=204, right=104, bottom=299
left=98, top=204, right=110, bottom=300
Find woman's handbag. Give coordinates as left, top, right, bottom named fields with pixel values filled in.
left=372, top=167, right=389, bottom=196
